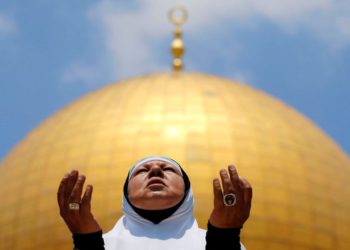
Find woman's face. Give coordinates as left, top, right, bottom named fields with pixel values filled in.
left=128, top=160, right=185, bottom=210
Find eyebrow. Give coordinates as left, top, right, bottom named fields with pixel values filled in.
left=137, top=163, right=179, bottom=172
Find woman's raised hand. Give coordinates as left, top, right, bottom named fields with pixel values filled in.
left=57, top=170, right=101, bottom=234
left=209, top=165, right=252, bottom=228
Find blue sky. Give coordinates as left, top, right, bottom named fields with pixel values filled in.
left=1, top=0, right=349, bottom=160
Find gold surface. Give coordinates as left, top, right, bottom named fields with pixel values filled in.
left=169, top=7, right=186, bottom=72
left=171, top=28, right=185, bottom=71
left=0, top=72, right=350, bottom=250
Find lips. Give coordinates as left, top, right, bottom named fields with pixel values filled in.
left=147, top=178, right=166, bottom=187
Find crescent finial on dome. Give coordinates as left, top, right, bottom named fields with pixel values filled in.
left=168, top=6, right=188, bottom=72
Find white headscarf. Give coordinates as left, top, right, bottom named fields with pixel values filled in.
left=103, top=156, right=246, bottom=250
left=103, top=188, right=206, bottom=250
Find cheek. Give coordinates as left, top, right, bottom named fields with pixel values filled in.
left=128, top=179, right=143, bottom=197
left=172, top=178, right=185, bottom=195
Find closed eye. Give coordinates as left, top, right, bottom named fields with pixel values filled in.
left=164, top=167, right=176, bottom=173
left=135, top=168, right=148, bottom=175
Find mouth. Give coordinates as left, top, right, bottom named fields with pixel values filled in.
left=147, top=178, right=166, bottom=189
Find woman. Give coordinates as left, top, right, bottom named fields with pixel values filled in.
left=57, top=156, right=252, bottom=249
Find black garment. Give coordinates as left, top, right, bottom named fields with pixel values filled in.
left=73, top=230, right=104, bottom=250
left=205, top=222, right=242, bottom=250
left=73, top=222, right=241, bottom=250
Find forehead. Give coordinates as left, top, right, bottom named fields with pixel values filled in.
left=131, top=160, right=182, bottom=176
left=140, top=160, right=174, bottom=166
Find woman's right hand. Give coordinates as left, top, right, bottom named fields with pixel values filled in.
left=57, top=170, right=101, bottom=234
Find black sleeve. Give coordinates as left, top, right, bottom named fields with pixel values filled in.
left=72, top=230, right=105, bottom=250
left=205, top=222, right=242, bottom=250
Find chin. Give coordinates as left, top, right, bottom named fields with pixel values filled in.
left=130, top=190, right=181, bottom=210
left=142, top=195, right=178, bottom=210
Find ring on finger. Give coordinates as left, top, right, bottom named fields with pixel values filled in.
left=223, top=193, right=236, bottom=206
left=68, top=202, right=80, bottom=210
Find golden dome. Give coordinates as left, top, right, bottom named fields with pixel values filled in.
left=1, top=72, right=349, bottom=250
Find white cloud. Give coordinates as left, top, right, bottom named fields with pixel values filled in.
left=0, top=13, right=17, bottom=35
left=87, top=1, right=174, bottom=79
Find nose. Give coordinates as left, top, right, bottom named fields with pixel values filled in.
left=148, top=163, right=164, bottom=178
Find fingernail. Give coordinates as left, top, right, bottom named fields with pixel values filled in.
left=71, top=170, right=78, bottom=175
left=229, top=166, right=234, bottom=171
left=213, top=179, right=220, bottom=187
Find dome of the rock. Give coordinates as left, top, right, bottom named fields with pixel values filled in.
left=0, top=72, right=349, bottom=250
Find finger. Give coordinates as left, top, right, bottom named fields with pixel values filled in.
left=69, top=175, right=86, bottom=204
left=81, top=184, right=93, bottom=214
left=57, top=173, right=69, bottom=209
left=219, top=169, right=234, bottom=194
left=64, top=170, right=79, bottom=201
left=239, top=176, right=253, bottom=206
left=228, top=165, right=241, bottom=192
left=212, top=178, right=223, bottom=207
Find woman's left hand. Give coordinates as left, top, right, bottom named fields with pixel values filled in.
left=209, top=165, right=252, bottom=228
